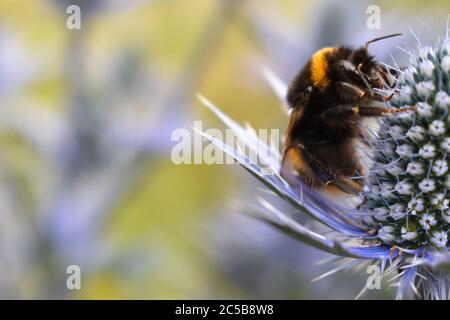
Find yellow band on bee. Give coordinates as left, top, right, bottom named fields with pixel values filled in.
left=310, top=47, right=335, bottom=90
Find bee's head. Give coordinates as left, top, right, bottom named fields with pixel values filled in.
left=349, top=47, right=376, bottom=73
left=328, top=33, right=402, bottom=91
left=350, top=33, right=402, bottom=89
left=287, top=33, right=402, bottom=108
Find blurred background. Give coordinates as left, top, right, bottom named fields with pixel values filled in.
left=0, top=0, right=448, bottom=299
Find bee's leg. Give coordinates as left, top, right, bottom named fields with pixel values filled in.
left=373, top=64, right=395, bottom=88
left=355, top=105, right=416, bottom=117
left=329, top=175, right=363, bottom=195
left=339, top=60, right=373, bottom=95
left=365, top=91, right=395, bottom=102
left=321, top=104, right=359, bottom=119
left=350, top=82, right=400, bottom=113
left=335, top=81, right=366, bottom=101
left=322, top=103, right=415, bottom=120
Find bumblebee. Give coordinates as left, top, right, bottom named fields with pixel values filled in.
left=281, top=34, right=414, bottom=195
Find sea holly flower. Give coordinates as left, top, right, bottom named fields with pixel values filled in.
left=373, top=207, right=389, bottom=221
left=406, top=161, right=425, bottom=176
left=398, top=86, right=413, bottom=103
left=408, top=197, right=425, bottom=214
left=198, top=37, right=450, bottom=299
left=378, top=226, right=397, bottom=243
left=430, top=231, right=448, bottom=248
left=404, top=68, right=416, bottom=83
left=365, top=36, right=450, bottom=247
left=432, top=159, right=448, bottom=176
left=401, top=227, right=418, bottom=241
left=435, top=91, right=450, bottom=109
left=396, top=144, right=415, bottom=158
left=416, top=81, right=435, bottom=98
left=406, top=126, right=426, bottom=142
left=380, top=182, right=396, bottom=199
left=389, top=125, right=405, bottom=139
left=419, top=214, right=437, bottom=231
left=419, top=143, right=436, bottom=159
left=440, top=137, right=450, bottom=152
left=395, top=181, right=414, bottom=195
left=390, top=203, right=407, bottom=220
left=429, top=120, right=446, bottom=136
left=416, top=102, right=433, bottom=118
left=386, top=164, right=403, bottom=176
left=418, top=178, right=436, bottom=193
left=419, top=59, right=434, bottom=77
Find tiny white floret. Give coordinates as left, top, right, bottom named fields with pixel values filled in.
left=418, top=178, right=436, bottom=193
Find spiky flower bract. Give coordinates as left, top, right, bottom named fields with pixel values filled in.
left=362, top=42, right=450, bottom=251
left=198, top=35, right=450, bottom=299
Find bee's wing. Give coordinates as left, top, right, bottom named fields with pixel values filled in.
left=280, top=147, right=312, bottom=193
left=282, top=144, right=363, bottom=195
left=280, top=146, right=334, bottom=192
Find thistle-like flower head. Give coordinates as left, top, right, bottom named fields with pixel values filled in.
left=198, top=36, right=450, bottom=299
left=362, top=42, right=450, bottom=250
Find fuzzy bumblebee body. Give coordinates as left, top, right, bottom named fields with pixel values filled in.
left=281, top=34, right=413, bottom=195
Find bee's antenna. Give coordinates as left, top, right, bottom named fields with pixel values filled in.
left=364, top=33, right=402, bottom=51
